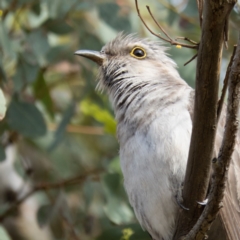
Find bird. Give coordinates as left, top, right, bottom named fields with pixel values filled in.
left=75, top=33, right=240, bottom=240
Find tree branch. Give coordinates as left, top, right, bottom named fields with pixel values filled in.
left=173, top=0, right=236, bottom=239
left=217, top=46, right=237, bottom=122
left=135, top=0, right=199, bottom=49
left=196, top=0, right=203, bottom=28
left=0, top=168, right=101, bottom=222
left=183, top=33, right=240, bottom=240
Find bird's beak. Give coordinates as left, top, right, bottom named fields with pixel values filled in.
left=74, top=50, right=105, bottom=66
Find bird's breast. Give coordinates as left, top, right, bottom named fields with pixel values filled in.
left=117, top=96, right=192, bottom=240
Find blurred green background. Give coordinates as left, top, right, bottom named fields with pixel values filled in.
left=0, top=0, right=239, bottom=239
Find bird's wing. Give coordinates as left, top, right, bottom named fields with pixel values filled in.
left=219, top=146, right=240, bottom=240
left=188, top=91, right=240, bottom=239
left=214, top=103, right=240, bottom=240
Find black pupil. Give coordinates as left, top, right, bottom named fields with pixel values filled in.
left=133, top=48, right=144, bottom=57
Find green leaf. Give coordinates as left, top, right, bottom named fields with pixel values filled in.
left=43, top=19, right=73, bottom=35
left=27, top=30, right=50, bottom=67
left=83, top=179, right=95, bottom=209
left=0, top=145, right=6, bottom=162
left=96, top=227, right=123, bottom=240
left=31, top=2, right=41, bottom=15
left=102, top=173, right=133, bottom=225
left=108, top=156, right=121, bottom=174
left=0, top=21, right=13, bottom=57
left=97, top=3, right=131, bottom=32
left=0, top=61, right=7, bottom=83
left=0, top=89, right=6, bottom=120
left=49, top=102, right=75, bottom=150
left=46, top=46, right=68, bottom=64
left=12, top=59, right=39, bottom=92
left=6, top=98, right=47, bottom=138
left=97, top=224, right=151, bottom=240
left=80, top=99, right=116, bottom=134
left=33, top=70, right=54, bottom=119
left=45, top=0, right=78, bottom=18
left=37, top=191, right=67, bottom=227
left=37, top=204, right=52, bottom=227
left=0, top=225, right=11, bottom=240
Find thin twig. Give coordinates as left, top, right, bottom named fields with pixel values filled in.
left=0, top=169, right=101, bottom=222
left=175, top=37, right=198, bottom=45
left=196, top=0, right=203, bottom=27
left=146, top=5, right=198, bottom=49
left=158, top=0, right=197, bottom=26
left=48, top=124, right=104, bottom=135
left=224, top=19, right=229, bottom=49
left=61, top=211, right=80, bottom=240
left=135, top=0, right=198, bottom=49
left=217, top=45, right=237, bottom=122
left=183, top=34, right=240, bottom=240
left=173, top=0, right=236, bottom=238
left=184, top=53, right=198, bottom=66
left=146, top=6, right=172, bottom=41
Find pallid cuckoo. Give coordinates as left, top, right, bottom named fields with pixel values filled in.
left=75, top=34, right=240, bottom=240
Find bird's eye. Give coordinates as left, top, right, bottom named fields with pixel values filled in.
left=130, top=47, right=146, bottom=59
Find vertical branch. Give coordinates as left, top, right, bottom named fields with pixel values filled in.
left=173, top=0, right=236, bottom=239
left=217, top=46, right=237, bottom=122
left=183, top=34, right=240, bottom=240
left=196, top=0, right=203, bottom=27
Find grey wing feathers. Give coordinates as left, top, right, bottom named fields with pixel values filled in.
left=188, top=93, right=240, bottom=239
left=216, top=106, right=240, bottom=240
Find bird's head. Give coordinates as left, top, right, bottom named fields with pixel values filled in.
left=76, top=33, right=182, bottom=91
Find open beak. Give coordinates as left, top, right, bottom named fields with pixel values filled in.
left=74, top=50, right=105, bottom=66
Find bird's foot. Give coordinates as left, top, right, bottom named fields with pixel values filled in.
left=197, top=198, right=208, bottom=206
left=175, top=195, right=189, bottom=211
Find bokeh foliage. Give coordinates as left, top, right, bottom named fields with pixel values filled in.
left=0, top=0, right=239, bottom=239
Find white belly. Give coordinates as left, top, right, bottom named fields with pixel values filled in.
left=119, top=108, right=192, bottom=240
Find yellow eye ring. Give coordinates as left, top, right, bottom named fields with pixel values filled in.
left=130, top=47, right=147, bottom=59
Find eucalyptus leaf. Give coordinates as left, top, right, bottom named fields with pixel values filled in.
left=37, top=204, right=52, bottom=227
left=37, top=192, right=66, bottom=227
left=0, top=89, right=6, bottom=120
left=0, top=62, right=6, bottom=82
left=0, top=144, right=6, bottom=162
left=80, top=99, right=116, bottom=134
left=43, top=19, right=73, bottom=35
left=0, top=21, right=14, bottom=58
left=96, top=224, right=150, bottom=240
left=32, top=2, right=41, bottom=15
left=27, top=30, right=50, bottom=67
left=6, top=98, right=47, bottom=138
left=98, top=3, right=131, bottom=32
left=102, top=173, right=133, bottom=224
left=12, top=60, right=39, bottom=92
left=0, top=225, right=11, bottom=240
left=33, top=70, right=54, bottom=119
left=49, top=102, right=75, bottom=150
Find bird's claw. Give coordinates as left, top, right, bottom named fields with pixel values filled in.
left=175, top=196, right=189, bottom=211
left=197, top=198, right=208, bottom=206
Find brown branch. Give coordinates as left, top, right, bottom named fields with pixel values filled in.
left=173, top=0, right=236, bottom=239
left=48, top=124, right=104, bottom=135
left=217, top=46, right=237, bottom=122
left=158, top=0, right=197, bottom=26
left=183, top=33, right=240, bottom=240
left=184, top=53, right=198, bottom=66
left=0, top=168, right=101, bottom=222
left=196, top=0, right=203, bottom=27
left=175, top=37, right=198, bottom=45
left=224, top=19, right=230, bottom=49
left=61, top=210, right=80, bottom=240
left=135, top=0, right=198, bottom=49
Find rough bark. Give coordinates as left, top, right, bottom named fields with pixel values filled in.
left=173, top=0, right=236, bottom=239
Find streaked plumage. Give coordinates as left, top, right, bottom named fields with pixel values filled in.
left=75, top=34, right=240, bottom=240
